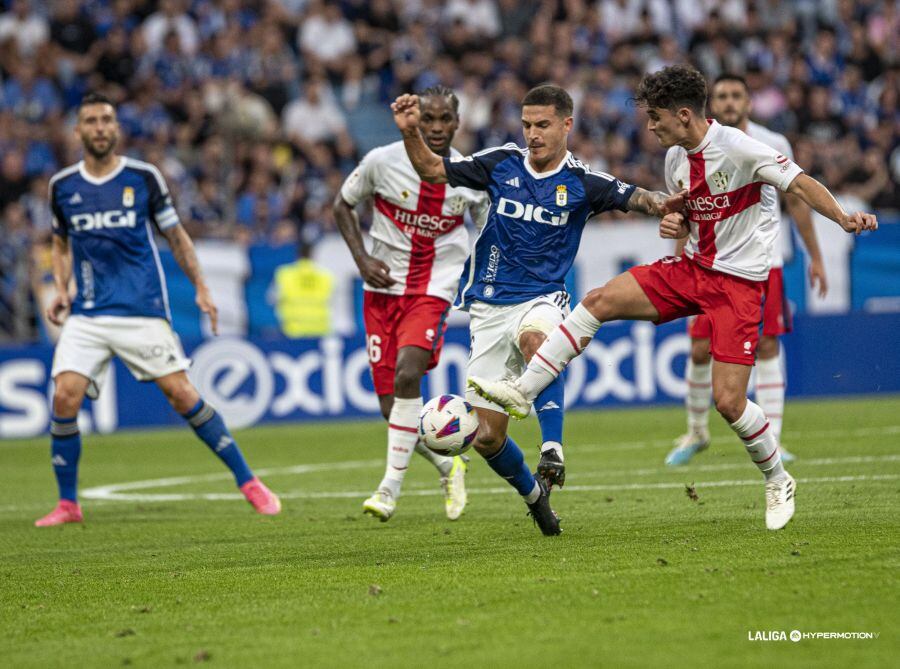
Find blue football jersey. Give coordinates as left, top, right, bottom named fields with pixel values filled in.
left=49, top=158, right=181, bottom=320
left=443, top=143, right=636, bottom=307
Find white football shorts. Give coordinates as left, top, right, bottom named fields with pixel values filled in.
left=466, top=291, right=570, bottom=412
left=51, top=315, right=191, bottom=397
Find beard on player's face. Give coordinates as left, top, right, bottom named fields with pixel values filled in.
left=82, top=131, right=118, bottom=159
left=712, top=103, right=748, bottom=127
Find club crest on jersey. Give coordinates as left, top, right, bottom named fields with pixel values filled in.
left=401, top=189, right=410, bottom=200
left=556, top=185, right=567, bottom=206
left=122, top=186, right=134, bottom=207
left=711, top=171, right=730, bottom=191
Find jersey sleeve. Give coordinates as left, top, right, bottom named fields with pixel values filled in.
left=468, top=191, right=491, bottom=232
left=340, top=148, right=379, bottom=206
left=49, top=181, right=67, bottom=238
left=584, top=171, right=636, bottom=215
left=442, top=145, right=514, bottom=191
left=147, top=168, right=181, bottom=230
left=739, top=134, right=803, bottom=192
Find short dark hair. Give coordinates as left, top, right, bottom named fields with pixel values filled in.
left=522, top=84, right=573, bottom=118
left=79, top=92, right=116, bottom=111
left=713, top=73, right=749, bottom=92
left=418, top=85, right=459, bottom=113
left=634, top=65, right=707, bottom=114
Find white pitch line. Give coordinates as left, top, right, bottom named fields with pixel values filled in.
left=74, top=452, right=900, bottom=503
left=71, top=474, right=900, bottom=503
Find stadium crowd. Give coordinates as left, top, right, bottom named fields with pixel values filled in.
left=0, top=0, right=897, bottom=341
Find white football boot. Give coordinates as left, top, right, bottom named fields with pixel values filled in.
left=765, top=473, right=796, bottom=530
left=441, top=456, right=468, bottom=520
left=665, top=430, right=711, bottom=466
left=362, top=488, right=396, bottom=522
left=467, top=377, right=531, bottom=419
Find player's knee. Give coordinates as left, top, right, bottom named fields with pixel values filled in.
left=473, top=425, right=506, bottom=457
left=164, top=381, right=199, bottom=414
left=517, top=330, right=544, bottom=360
left=582, top=287, right=613, bottom=322
left=392, top=366, right=423, bottom=397
left=691, top=339, right=711, bottom=365
left=714, top=392, right=745, bottom=423
left=757, top=336, right=779, bottom=359
left=52, top=384, right=83, bottom=416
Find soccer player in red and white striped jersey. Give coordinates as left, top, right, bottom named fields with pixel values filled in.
left=469, top=66, right=878, bottom=531
left=334, top=86, right=489, bottom=522
left=667, top=73, right=829, bottom=467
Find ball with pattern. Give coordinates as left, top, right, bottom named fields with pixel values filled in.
left=418, top=394, right=479, bottom=456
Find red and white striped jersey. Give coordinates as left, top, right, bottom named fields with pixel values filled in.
left=665, top=120, right=803, bottom=281
left=745, top=120, right=794, bottom=270
left=340, top=141, right=489, bottom=302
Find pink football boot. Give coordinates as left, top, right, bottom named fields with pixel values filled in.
left=239, top=477, right=281, bottom=515
left=35, top=500, right=83, bottom=527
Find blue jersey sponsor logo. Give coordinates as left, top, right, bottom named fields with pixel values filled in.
left=70, top=210, right=137, bottom=232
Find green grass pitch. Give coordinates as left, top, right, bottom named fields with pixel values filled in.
left=1, top=397, right=897, bottom=668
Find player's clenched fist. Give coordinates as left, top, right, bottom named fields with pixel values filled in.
left=839, top=211, right=878, bottom=235
left=391, top=94, right=420, bottom=132
left=659, top=212, right=689, bottom=239
left=47, top=293, right=70, bottom=326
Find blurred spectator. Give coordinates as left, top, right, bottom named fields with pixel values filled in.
left=1, top=61, right=63, bottom=124
left=298, top=2, right=356, bottom=76
left=0, top=0, right=49, bottom=58
left=444, top=0, right=501, bottom=39
left=282, top=78, right=349, bottom=146
left=143, top=0, right=200, bottom=55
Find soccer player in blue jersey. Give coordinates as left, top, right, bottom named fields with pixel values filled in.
left=392, top=86, right=682, bottom=534
left=34, top=93, right=281, bottom=526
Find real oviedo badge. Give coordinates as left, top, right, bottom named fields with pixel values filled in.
left=555, top=185, right=567, bottom=206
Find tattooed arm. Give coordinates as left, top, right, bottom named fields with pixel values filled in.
left=626, top=187, right=687, bottom=217
left=161, top=224, right=219, bottom=334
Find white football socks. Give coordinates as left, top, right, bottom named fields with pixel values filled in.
left=540, top=441, right=564, bottom=461
left=730, top=400, right=785, bottom=481
left=755, top=356, right=785, bottom=445
left=379, top=397, right=422, bottom=498
left=519, top=303, right=601, bottom=399
left=685, top=359, right=712, bottom=436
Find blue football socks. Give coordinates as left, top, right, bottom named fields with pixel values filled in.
left=182, top=399, right=254, bottom=486
left=535, top=374, right=565, bottom=448
left=485, top=436, right=539, bottom=499
left=50, top=415, right=81, bottom=502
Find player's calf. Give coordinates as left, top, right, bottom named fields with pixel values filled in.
left=180, top=396, right=281, bottom=515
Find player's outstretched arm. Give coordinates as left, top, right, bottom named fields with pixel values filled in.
left=787, top=174, right=878, bottom=235
left=161, top=224, right=219, bottom=335
left=47, top=235, right=72, bottom=326
left=784, top=191, right=828, bottom=297
left=626, top=187, right=687, bottom=218
left=391, top=94, right=448, bottom=184
left=332, top=193, right=396, bottom=288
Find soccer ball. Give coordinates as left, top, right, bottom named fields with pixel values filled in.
left=418, top=394, right=479, bottom=456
